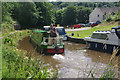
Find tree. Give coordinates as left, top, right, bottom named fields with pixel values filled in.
left=62, top=5, right=77, bottom=25
left=35, top=2, right=55, bottom=26
left=12, top=2, right=39, bottom=29
left=77, top=6, right=91, bottom=23
left=59, top=3, right=68, bottom=9
left=55, top=9, right=63, bottom=25
left=2, top=2, right=14, bottom=23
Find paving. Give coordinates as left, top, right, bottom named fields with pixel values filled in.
left=65, top=27, right=90, bottom=31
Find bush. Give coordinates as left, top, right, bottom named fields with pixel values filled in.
left=106, top=17, right=112, bottom=22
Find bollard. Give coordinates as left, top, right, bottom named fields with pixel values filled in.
left=77, top=34, right=79, bottom=37
left=71, top=33, right=74, bottom=36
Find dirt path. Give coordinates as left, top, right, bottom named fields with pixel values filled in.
left=65, top=27, right=90, bottom=31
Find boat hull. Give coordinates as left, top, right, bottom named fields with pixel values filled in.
left=30, top=36, right=64, bottom=54
left=86, top=41, right=120, bottom=56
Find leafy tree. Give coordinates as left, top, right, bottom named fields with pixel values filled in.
left=62, top=5, right=77, bottom=25
left=55, top=9, right=63, bottom=25
left=12, top=2, right=39, bottom=29
left=77, top=6, right=91, bottom=23
left=2, top=2, right=14, bottom=23
left=35, top=2, right=55, bottom=26
left=59, top=3, right=68, bottom=9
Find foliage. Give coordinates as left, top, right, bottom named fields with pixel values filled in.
left=52, top=2, right=119, bottom=9
left=105, top=11, right=120, bottom=22
left=2, top=2, right=119, bottom=28
left=2, top=2, right=14, bottom=23
left=106, top=17, right=112, bottom=22
left=12, top=2, right=39, bottom=29
left=1, top=22, right=15, bottom=36
left=2, top=30, right=58, bottom=78
left=56, top=9, right=63, bottom=25
left=2, top=3, right=15, bottom=36
left=76, top=6, right=91, bottom=24
left=87, top=47, right=119, bottom=79
left=62, top=5, right=77, bottom=25
left=35, top=2, right=55, bottom=27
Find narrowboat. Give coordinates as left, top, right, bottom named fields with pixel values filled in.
left=30, top=29, right=64, bottom=54
left=84, top=26, right=120, bottom=55
left=43, top=26, right=68, bottom=41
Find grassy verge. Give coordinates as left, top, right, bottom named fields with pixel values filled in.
left=1, top=22, right=15, bottom=37
left=2, top=30, right=58, bottom=78
left=66, top=21, right=119, bottom=38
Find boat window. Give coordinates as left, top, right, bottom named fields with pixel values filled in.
left=57, top=28, right=63, bottom=32
left=116, top=29, right=120, bottom=39
left=44, top=28, right=50, bottom=31
left=91, top=33, right=108, bottom=40
left=57, top=28, right=66, bottom=35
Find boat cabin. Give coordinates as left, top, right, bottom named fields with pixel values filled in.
left=43, top=26, right=67, bottom=40
left=43, top=26, right=66, bottom=35
left=112, top=26, right=120, bottom=39
left=91, top=31, right=110, bottom=40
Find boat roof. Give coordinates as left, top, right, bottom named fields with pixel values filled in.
left=43, top=26, right=64, bottom=29
left=43, top=26, right=50, bottom=28
left=93, top=31, right=111, bottom=34
left=32, top=29, right=47, bottom=33
left=112, top=26, right=120, bottom=29
left=56, top=26, right=64, bottom=28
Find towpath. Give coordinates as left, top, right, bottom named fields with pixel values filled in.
left=0, top=31, right=17, bottom=40
left=65, top=27, right=90, bottom=31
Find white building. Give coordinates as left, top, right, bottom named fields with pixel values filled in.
left=89, top=7, right=118, bottom=23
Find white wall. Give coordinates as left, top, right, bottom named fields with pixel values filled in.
left=89, top=8, right=104, bottom=23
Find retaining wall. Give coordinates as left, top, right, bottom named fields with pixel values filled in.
left=67, top=36, right=86, bottom=44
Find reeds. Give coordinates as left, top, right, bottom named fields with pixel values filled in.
left=87, top=46, right=120, bottom=79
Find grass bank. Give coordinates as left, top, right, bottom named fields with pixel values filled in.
left=1, top=22, right=15, bottom=37
left=2, top=30, right=58, bottom=78
left=66, top=21, right=119, bottom=38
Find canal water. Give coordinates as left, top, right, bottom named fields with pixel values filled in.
left=18, top=36, right=115, bottom=78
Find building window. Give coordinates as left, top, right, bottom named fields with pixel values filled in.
left=98, top=15, right=99, bottom=17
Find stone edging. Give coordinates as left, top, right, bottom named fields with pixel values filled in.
left=67, top=36, right=86, bottom=44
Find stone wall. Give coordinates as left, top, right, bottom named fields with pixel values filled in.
left=67, top=36, right=86, bottom=44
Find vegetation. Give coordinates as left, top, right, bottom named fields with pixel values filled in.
left=87, top=47, right=119, bottom=79
left=66, top=21, right=119, bottom=38
left=62, top=5, right=77, bottom=25
left=2, top=30, right=58, bottom=78
left=52, top=2, right=119, bottom=9
left=2, top=3, right=15, bottom=36
left=2, top=2, right=119, bottom=30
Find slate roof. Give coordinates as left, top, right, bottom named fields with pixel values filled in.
left=99, top=7, right=118, bottom=14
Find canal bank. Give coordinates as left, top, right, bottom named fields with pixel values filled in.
left=67, top=36, right=86, bottom=44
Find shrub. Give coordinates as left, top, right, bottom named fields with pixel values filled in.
left=106, top=17, right=112, bottom=22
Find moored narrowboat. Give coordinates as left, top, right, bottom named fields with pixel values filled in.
left=30, top=29, right=64, bottom=54
left=84, top=26, right=120, bottom=56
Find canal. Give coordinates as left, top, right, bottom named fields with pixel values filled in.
left=18, top=36, right=115, bottom=78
